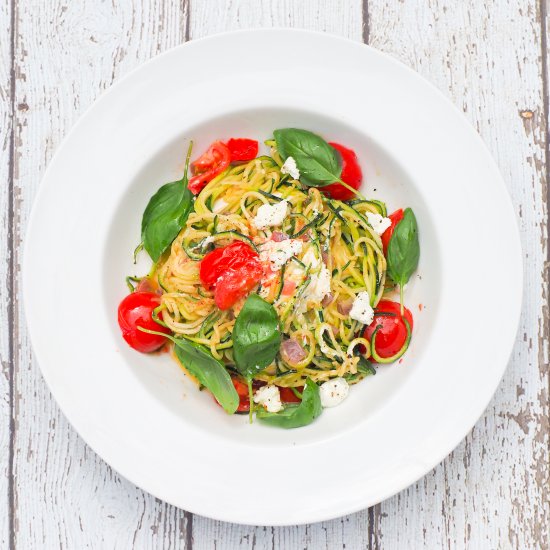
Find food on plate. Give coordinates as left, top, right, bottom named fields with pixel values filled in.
left=118, top=129, right=420, bottom=428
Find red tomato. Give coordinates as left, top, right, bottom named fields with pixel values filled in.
left=281, top=279, right=297, bottom=296
left=227, top=138, right=259, bottom=162
left=364, top=300, right=413, bottom=361
left=118, top=292, right=171, bottom=353
left=199, top=241, right=263, bottom=310
left=279, top=386, right=303, bottom=403
left=231, top=377, right=251, bottom=413
left=380, top=209, right=404, bottom=254
left=320, top=142, right=363, bottom=201
left=188, top=141, right=230, bottom=195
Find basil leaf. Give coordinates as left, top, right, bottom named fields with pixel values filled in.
left=387, top=207, right=420, bottom=288
left=141, top=143, right=194, bottom=262
left=233, top=294, right=282, bottom=381
left=274, top=128, right=342, bottom=187
left=173, top=337, right=239, bottom=414
left=256, top=379, right=322, bottom=429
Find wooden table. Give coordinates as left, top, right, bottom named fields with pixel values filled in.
left=1, top=1, right=548, bottom=548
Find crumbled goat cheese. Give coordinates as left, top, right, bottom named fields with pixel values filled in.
left=253, top=200, right=289, bottom=229
left=365, top=212, right=392, bottom=235
left=254, top=385, right=283, bottom=413
left=202, top=236, right=215, bottom=246
left=349, top=291, right=375, bottom=325
left=281, top=156, right=300, bottom=179
left=212, top=198, right=228, bottom=213
left=301, top=248, right=321, bottom=269
left=306, top=265, right=331, bottom=303
left=295, top=264, right=332, bottom=315
left=320, top=378, right=349, bottom=408
left=260, top=239, right=303, bottom=269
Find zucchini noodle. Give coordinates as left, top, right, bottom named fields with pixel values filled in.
left=154, top=154, right=389, bottom=387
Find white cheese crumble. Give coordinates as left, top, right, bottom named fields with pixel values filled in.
left=212, top=198, right=228, bottom=213
left=254, top=385, right=283, bottom=413
left=281, top=156, right=300, bottom=179
left=260, top=239, right=303, bottom=269
left=295, top=264, right=332, bottom=315
left=320, top=378, right=349, bottom=408
left=365, top=212, right=392, bottom=235
left=301, top=248, right=321, bottom=270
left=306, top=265, right=331, bottom=303
left=253, top=200, right=289, bottom=229
left=202, top=235, right=215, bottom=246
left=349, top=291, right=375, bottom=325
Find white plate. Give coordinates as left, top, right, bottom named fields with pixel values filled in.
left=23, top=29, right=522, bottom=526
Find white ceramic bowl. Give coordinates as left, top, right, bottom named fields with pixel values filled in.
left=23, top=29, right=522, bottom=526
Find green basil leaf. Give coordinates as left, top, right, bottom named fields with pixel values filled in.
left=173, top=338, right=239, bottom=414
left=141, top=143, right=194, bottom=262
left=274, top=128, right=342, bottom=187
left=233, top=294, right=282, bottom=381
left=256, top=379, right=322, bottom=429
left=387, top=207, right=420, bottom=288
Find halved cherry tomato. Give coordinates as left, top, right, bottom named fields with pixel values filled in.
left=227, top=138, right=259, bottom=162
left=199, top=241, right=263, bottom=310
left=118, top=291, right=171, bottom=353
left=380, top=209, right=404, bottom=254
left=364, top=300, right=413, bottom=361
left=320, top=142, right=363, bottom=201
left=188, top=141, right=231, bottom=195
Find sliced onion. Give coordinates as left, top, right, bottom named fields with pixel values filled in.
left=280, top=338, right=307, bottom=365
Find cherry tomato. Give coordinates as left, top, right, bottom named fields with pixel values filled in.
left=232, top=377, right=251, bottom=413
left=118, top=291, right=171, bottom=353
left=320, top=142, right=363, bottom=201
left=188, top=141, right=231, bottom=195
left=200, top=241, right=259, bottom=286
left=364, top=300, right=413, bottom=361
left=278, top=386, right=303, bottom=403
left=199, top=241, right=263, bottom=310
left=380, top=209, right=404, bottom=255
left=227, top=138, right=259, bottom=162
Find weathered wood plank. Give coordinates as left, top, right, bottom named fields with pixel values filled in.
left=1, top=0, right=13, bottom=547
left=11, top=1, right=191, bottom=548
left=367, top=1, right=549, bottom=548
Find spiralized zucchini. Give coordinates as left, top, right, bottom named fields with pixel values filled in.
left=154, top=152, right=388, bottom=387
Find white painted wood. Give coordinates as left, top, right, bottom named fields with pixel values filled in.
left=1, top=0, right=13, bottom=547
left=189, top=0, right=363, bottom=40
left=10, top=1, right=191, bottom=548
left=4, top=0, right=548, bottom=548
left=367, top=1, right=549, bottom=549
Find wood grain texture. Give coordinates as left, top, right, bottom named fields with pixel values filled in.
left=1, top=0, right=13, bottom=548
left=3, top=0, right=548, bottom=549
left=9, top=1, right=190, bottom=548
left=367, top=1, right=549, bottom=549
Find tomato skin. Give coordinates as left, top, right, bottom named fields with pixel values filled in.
left=214, top=265, right=263, bottom=310
left=381, top=209, right=404, bottom=254
left=364, top=300, right=413, bottom=361
left=199, top=241, right=263, bottom=310
left=278, top=387, right=303, bottom=403
left=118, top=292, right=171, bottom=353
left=227, top=138, right=259, bottom=162
left=320, top=142, right=363, bottom=201
left=188, top=141, right=231, bottom=195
